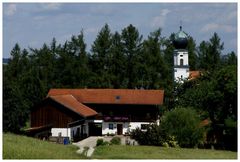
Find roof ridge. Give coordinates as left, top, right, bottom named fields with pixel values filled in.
left=49, top=95, right=97, bottom=117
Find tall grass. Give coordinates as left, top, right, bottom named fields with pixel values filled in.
left=93, top=145, right=237, bottom=159
left=3, top=133, right=85, bottom=159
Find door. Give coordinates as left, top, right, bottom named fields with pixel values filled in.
left=89, top=123, right=102, bottom=136
left=117, top=124, right=123, bottom=135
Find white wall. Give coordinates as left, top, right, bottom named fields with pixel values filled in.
left=129, top=122, right=150, bottom=131
left=51, top=128, right=71, bottom=139
left=51, top=121, right=153, bottom=139
left=174, top=68, right=189, bottom=81
left=174, top=50, right=188, bottom=66
left=102, top=122, right=151, bottom=135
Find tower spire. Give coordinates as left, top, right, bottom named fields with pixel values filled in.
left=180, top=20, right=182, bottom=30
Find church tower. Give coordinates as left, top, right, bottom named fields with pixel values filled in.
left=173, top=26, right=189, bottom=82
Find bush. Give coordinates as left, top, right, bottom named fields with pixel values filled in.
left=162, top=142, right=169, bottom=148
left=161, top=107, right=205, bottom=148
left=96, top=139, right=109, bottom=146
left=130, top=124, right=166, bottom=146
left=166, top=136, right=179, bottom=147
left=110, top=137, right=121, bottom=145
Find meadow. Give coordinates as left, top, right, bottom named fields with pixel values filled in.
left=3, top=133, right=85, bottom=159
left=93, top=145, right=237, bottom=159
left=3, top=133, right=237, bottom=159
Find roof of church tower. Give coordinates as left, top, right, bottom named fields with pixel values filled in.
left=173, top=26, right=188, bottom=49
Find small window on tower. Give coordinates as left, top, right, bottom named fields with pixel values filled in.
left=180, top=55, right=183, bottom=57
left=180, top=59, right=184, bottom=66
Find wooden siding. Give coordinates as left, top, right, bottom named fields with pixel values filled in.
left=31, top=100, right=83, bottom=128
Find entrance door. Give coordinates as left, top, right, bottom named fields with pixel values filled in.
left=89, top=123, right=102, bottom=136
left=117, top=124, right=123, bottom=135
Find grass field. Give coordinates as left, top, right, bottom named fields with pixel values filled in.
left=3, top=133, right=86, bottom=159
left=3, top=133, right=237, bottom=159
left=92, top=145, right=237, bottom=159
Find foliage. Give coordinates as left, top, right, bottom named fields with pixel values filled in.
left=130, top=124, right=167, bottom=146
left=110, top=137, right=121, bottom=145
left=92, top=145, right=237, bottom=159
left=96, top=139, right=109, bottom=146
left=176, top=64, right=237, bottom=150
left=3, top=133, right=86, bottom=159
left=131, top=108, right=204, bottom=148
left=197, top=32, right=224, bottom=71
left=161, top=107, right=205, bottom=148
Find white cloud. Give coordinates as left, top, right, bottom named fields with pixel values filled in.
left=201, top=23, right=219, bottom=32
left=151, top=9, right=171, bottom=28
left=85, top=27, right=99, bottom=35
left=4, top=4, right=17, bottom=16
left=201, top=23, right=236, bottom=33
left=89, top=5, right=114, bottom=15
left=41, top=3, right=62, bottom=10
left=161, top=9, right=171, bottom=16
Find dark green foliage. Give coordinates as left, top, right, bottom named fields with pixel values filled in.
left=121, top=24, right=143, bottom=88
left=161, top=107, right=205, bottom=148
left=96, top=139, right=109, bottom=146
left=130, top=108, right=204, bottom=148
left=197, top=32, right=224, bottom=71
left=130, top=124, right=167, bottom=146
left=187, top=36, right=197, bottom=70
left=110, top=137, right=121, bottom=145
left=90, top=24, right=113, bottom=88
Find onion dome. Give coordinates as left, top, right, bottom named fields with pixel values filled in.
left=173, top=26, right=188, bottom=49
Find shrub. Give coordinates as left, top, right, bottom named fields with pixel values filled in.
left=130, top=128, right=146, bottom=145
left=96, top=139, right=109, bottom=146
left=162, top=142, right=169, bottom=148
left=166, top=136, right=179, bottom=148
left=130, top=124, right=166, bottom=146
left=110, top=137, right=121, bottom=145
left=161, top=107, right=205, bottom=148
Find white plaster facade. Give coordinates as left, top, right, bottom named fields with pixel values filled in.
left=173, top=49, right=189, bottom=82
left=51, top=128, right=71, bottom=139
left=51, top=121, right=152, bottom=139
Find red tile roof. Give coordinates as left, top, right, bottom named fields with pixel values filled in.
left=49, top=95, right=98, bottom=117
left=48, top=89, right=164, bottom=105
left=189, top=71, right=201, bottom=80
left=200, top=119, right=211, bottom=127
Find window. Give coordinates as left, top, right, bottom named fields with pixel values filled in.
left=116, top=96, right=121, bottom=99
left=109, top=123, right=113, bottom=130
left=174, top=69, right=177, bottom=72
left=115, top=95, right=121, bottom=102
left=180, top=59, right=184, bottom=66
left=180, top=55, right=183, bottom=57
left=141, top=124, right=148, bottom=130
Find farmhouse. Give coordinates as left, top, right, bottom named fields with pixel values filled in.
left=29, top=89, right=164, bottom=141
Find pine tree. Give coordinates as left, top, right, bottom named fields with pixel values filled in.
left=121, top=24, right=143, bottom=88
left=90, top=24, right=113, bottom=88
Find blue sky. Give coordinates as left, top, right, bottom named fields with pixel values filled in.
left=3, top=3, right=237, bottom=58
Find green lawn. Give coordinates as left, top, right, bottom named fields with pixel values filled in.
left=3, top=133, right=86, bottom=159
left=3, top=133, right=237, bottom=159
left=92, top=145, right=237, bottom=159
